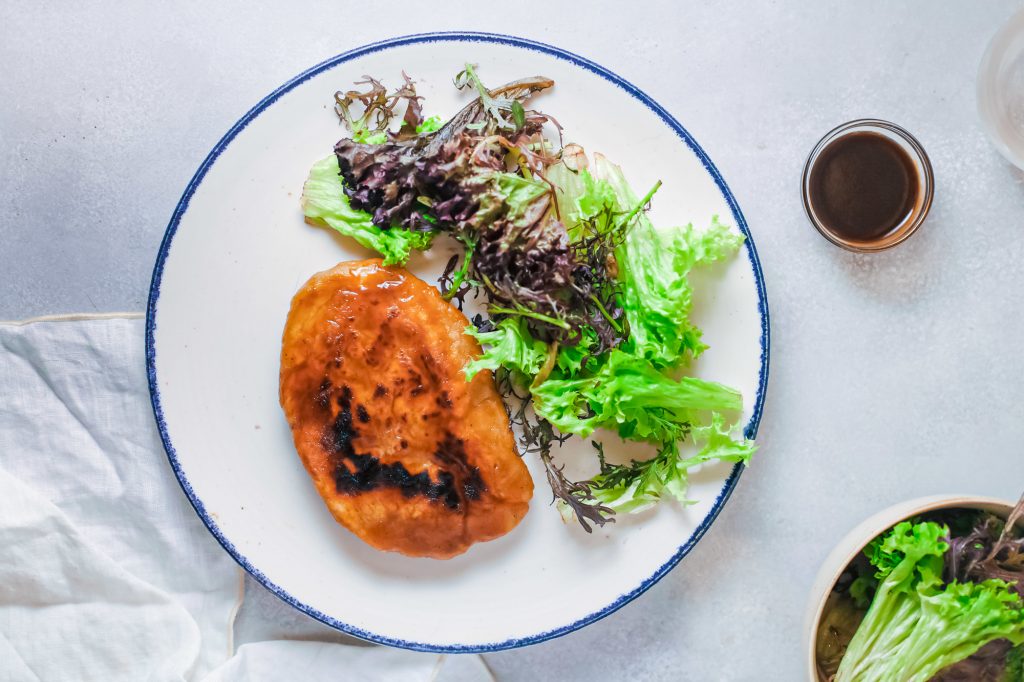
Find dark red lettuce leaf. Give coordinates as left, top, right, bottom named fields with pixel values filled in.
left=333, top=73, right=624, bottom=348
left=931, top=639, right=1013, bottom=681
left=942, top=496, right=1024, bottom=597
left=335, top=133, right=477, bottom=232
left=334, top=76, right=554, bottom=232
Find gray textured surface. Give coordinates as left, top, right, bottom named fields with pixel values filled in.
left=4, top=1, right=1024, bottom=679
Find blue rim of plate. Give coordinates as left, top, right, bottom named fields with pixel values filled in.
left=146, top=31, right=771, bottom=653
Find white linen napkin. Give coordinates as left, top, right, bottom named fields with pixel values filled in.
left=0, top=314, right=491, bottom=682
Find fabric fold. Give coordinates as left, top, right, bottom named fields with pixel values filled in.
left=0, top=315, right=490, bottom=682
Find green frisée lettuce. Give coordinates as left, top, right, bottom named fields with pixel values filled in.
left=531, top=349, right=742, bottom=441
left=301, top=156, right=435, bottom=266
left=588, top=413, right=756, bottom=513
left=835, top=521, right=1024, bottom=682
left=464, top=318, right=547, bottom=383
left=415, top=115, right=442, bottom=134
left=545, top=160, right=618, bottom=240
left=470, top=148, right=753, bottom=525
left=554, top=326, right=599, bottom=375
left=518, top=152, right=753, bottom=521
left=592, top=154, right=744, bottom=369
left=304, top=66, right=757, bottom=531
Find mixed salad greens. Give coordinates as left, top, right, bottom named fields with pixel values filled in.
left=817, top=497, right=1024, bottom=681
left=301, top=66, right=755, bottom=529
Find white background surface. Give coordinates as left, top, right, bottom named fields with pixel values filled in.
left=3, top=2, right=1024, bottom=679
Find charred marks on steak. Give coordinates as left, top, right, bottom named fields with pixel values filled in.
left=364, top=323, right=394, bottom=368
left=315, top=379, right=332, bottom=409
left=418, top=352, right=442, bottom=387
left=321, top=386, right=478, bottom=510
left=406, top=369, right=426, bottom=396
left=433, top=432, right=486, bottom=502
left=402, top=354, right=442, bottom=399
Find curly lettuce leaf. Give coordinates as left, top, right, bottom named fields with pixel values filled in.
left=592, top=154, right=744, bottom=369
left=555, top=325, right=599, bottom=375
left=466, top=142, right=754, bottom=522
left=590, top=413, right=754, bottom=513
left=415, top=115, right=442, bottom=134
left=685, top=412, right=757, bottom=468
left=546, top=162, right=618, bottom=241
left=353, top=128, right=388, bottom=144
left=464, top=318, right=547, bottom=383
left=301, top=155, right=435, bottom=266
left=575, top=171, right=618, bottom=225
left=531, top=348, right=742, bottom=442
left=837, top=521, right=1024, bottom=682
left=466, top=316, right=600, bottom=383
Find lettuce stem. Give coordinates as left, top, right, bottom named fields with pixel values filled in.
left=489, top=306, right=571, bottom=330
left=621, top=180, right=662, bottom=228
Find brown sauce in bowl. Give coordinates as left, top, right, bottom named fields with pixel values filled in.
left=807, top=132, right=920, bottom=242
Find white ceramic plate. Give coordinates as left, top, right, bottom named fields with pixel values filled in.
left=147, top=33, right=770, bottom=652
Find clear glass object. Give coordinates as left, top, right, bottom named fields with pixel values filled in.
left=801, top=119, right=934, bottom=253
left=978, top=7, right=1024, bottom=170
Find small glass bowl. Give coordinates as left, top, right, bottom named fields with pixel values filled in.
left=977, top=7, right=1024, bottom=170
left=801, top=119, right=934, bottom=253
